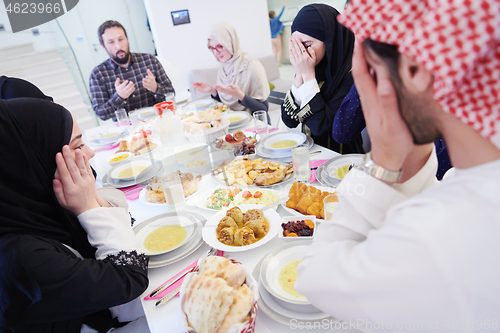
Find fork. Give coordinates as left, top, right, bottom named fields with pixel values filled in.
left=154, top=247, right=218, bottom=306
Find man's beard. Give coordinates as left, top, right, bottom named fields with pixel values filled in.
left=111, top=50, right=130, bottom=65
left=394, top=84, right=442, bottom=145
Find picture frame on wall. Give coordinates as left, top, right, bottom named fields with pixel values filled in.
left=171, top=9, right=190, bottom=26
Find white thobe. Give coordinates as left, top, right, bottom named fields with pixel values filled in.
left=295, top=155, right=500, bottom=332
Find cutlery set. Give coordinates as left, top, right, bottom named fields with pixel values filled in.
left=150, top=247, right=219, bottom=306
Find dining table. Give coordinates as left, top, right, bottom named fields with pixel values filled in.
left=84, top=106, right=362, bottom=333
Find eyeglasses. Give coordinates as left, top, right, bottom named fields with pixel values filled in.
left=208, top=44, right=224, bottom=52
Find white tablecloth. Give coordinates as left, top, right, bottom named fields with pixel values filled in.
left=84, top=112, right=361, bottom=333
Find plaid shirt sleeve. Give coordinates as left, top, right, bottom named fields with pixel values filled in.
left=150, top=56, right=175, bottom=101
left=89, top=66, right=126, bottom=121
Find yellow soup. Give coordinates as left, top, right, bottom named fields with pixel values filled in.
left=109, top=154, right=129, bottom=163
left=117, top=165, right=148, bottom=178
left=334, top=165, right=351, bottom=179
left=143, top=225, right=187, bottom=253
left=228, top=116, right=243, bottom=122
left=271, top=140, right=297, bottom=149
left=278, top=259, right=306, bottom=298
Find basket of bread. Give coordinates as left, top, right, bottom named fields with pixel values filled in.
left=180, top=256, right=258, bottom=333
left=182, top=108, right=230, bottom=144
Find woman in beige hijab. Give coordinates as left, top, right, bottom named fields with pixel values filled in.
left=193, top=21, right=270, bottom=113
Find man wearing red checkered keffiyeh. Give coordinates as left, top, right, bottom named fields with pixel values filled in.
left=295, top=0, right=500, bottom=331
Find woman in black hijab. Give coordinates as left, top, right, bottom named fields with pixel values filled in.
left=0, top=98, right=148, bottom=333
left=281, top=4, right=363, bottom=153
left=0, top=76, right=53, bottom=101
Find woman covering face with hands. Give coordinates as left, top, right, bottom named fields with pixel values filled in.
left=192, top=21, right=270, bottom=113
left=0, top=98, right=148, bottom=332
left=281, top=4, right=362, bottom=153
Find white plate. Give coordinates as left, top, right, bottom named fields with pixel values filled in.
left=323, top=154, right=364, bottom=183
left=202, top=204, right=280, bottom=252
left=315, top=163, right=338, bottom=187
left=261, top=131, right=307, bottom=151
left=107, top=158, right=154, bottom=181
left=211, top=159, right=294, bottom=188
left=138, top=176, right=206, bottom=206
left=229, top=115, right=252, bottom=129
left=261, top=241, right=313, bottom=304
left=280, top=185, right=337, bottom=222
left=138, top=107, right=156, bottom=120
left=133, top=211, right=206, bottom=269
left=102, top=161, right=162, bottom=188
left=226, top=111, right=250, bottom=127
left=186, top=98, right=215, bottom=111
left=189, top=185, right=285, bottom=212
left=91, top=130, right=123, bottom=144
left=256, top=135, right=314, bottom=159
left=252, top=252, right=335, bottom=324
left=135, top=214, right=199, bottom=256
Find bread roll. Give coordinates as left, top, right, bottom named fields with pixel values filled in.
left=216, top=284, right=254, bottom=333
left=198, top=256, right=246, bottom=288
left=183, top=275, right=234, bottom=333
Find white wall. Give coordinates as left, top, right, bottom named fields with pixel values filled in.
left=267, top=0, right=346, bottom=23
left=144, top=0, right=273, bottom=94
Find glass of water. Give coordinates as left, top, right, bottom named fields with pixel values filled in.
left=253, top=110, right=269, bottom=138
left=291, top=143, right=310, bottom=184
left=128, top=110, right=141, bottom=129
left=114, top=109, right=130, bottom=127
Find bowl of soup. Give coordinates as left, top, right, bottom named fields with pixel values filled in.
left=107, top=159, right=153, bottom=181
left=135, top=214, right=199, bottom=256
left=260, top=241, right=321, bottom=313
left=226, top=111, right=249, bottom=126
left=261, top=132, right=307, bottom=151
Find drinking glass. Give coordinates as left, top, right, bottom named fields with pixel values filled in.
left=253, top=110, right=268, bottom=138
left=128, top=110, right=141, bottom=128
left=115, top=109, right=130, bottom=127
left=161, top=173, right=185, bottom=211
left=323, top=194, right=339, bottom=220
left=291, top=143, right=310, bottom=184
left=165, top=92, right=175, bottom=102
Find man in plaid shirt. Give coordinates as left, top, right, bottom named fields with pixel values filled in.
left=89, top=20, right=175, bottom=121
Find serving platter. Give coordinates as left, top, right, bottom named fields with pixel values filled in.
left=133, top=211, right=206, bottom=269
left=211, top=159, right=294, bottom=188
left=201, top=204, right=280, bottom=252
left=187, top=185, right=285, bottom=212
left=280, top=184, right=337, bottom=222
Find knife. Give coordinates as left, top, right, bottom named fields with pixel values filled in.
left=155, top=287, right=181, bottom=306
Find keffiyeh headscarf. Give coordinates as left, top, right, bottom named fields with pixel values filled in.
left=339, top=0, right=500, bottom=147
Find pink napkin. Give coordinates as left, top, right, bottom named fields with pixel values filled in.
left=118, top=186, right=143, bottom=201
left=144, top=250, right=224, bottom=300
left=244, top=127, right=279, bottom=134
left=310, top=159, right=328, bottom=183
left=94, top=143, right=120, bottom=152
